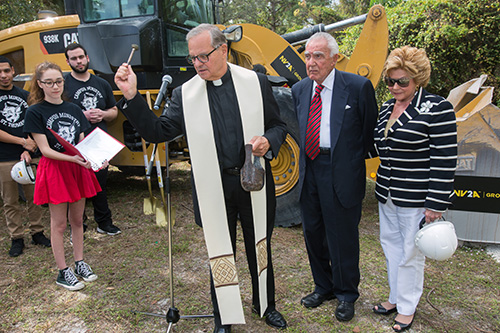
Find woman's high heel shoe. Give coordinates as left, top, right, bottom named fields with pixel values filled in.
left=373, top=303, right=397, bottom=315
left=393, top=314, right=415, bottom=332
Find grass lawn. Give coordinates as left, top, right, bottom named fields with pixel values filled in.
left=1, top=163, right=499, bottom=332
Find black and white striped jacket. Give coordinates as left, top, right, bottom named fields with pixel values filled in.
left=373, top=87, right=457, bottom=212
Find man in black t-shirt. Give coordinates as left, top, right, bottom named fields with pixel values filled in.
left=0, top=56, right=51, bottom=256
left=64, top=44, right=121, bottom=236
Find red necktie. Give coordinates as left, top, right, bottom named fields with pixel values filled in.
left=305, top=84, right=324, bottom=160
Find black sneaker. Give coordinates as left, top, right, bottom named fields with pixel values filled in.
left=9, top=238, right=24, bottom=257
left=74, top=260, right=98, bottom=282
left=31, top=232, right=51, bottom=247
left=56, top=267, right=85, bottom=291
left=97, top=223, right=121, bottom=236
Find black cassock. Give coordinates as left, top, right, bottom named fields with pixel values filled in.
left=117, top=67, right=286, bottom=326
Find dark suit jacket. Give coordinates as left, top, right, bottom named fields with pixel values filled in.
left=292, top=69, right=378, bottom=209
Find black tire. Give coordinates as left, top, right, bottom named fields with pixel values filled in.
left=271, top=87, right=302, bottom=227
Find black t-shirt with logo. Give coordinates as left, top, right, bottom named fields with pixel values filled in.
left=0, top=86, right=30, bottom=162
left=24, top=101, right=90, bottom=153
left=64, top=74, right=115, bottom=134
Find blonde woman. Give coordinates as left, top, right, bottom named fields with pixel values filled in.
left=371, top=46, right=457, bottom=332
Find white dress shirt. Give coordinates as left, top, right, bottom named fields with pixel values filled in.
left=312, top=69, right=335, bottom=148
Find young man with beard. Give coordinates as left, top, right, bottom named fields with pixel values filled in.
left=0, top=56, right=51, bottom=256
left=63, top=43, right=121, bottom=236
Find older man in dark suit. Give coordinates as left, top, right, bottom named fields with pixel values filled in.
left=292, top=32, right=378, bottom=321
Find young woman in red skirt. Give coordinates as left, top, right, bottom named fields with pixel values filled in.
left=24, top=61, right=101, bottom=291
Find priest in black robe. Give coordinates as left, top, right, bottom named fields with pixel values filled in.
left=114, top=24, right=287, bottom=333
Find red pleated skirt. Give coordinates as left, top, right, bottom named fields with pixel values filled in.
left=34, top=156, right=101, bottom=205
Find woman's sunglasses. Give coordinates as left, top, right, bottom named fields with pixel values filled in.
left=384, top=77, right=411, bottom=88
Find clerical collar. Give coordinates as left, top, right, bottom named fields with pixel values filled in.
left=208, top=68, right=231, bottom=87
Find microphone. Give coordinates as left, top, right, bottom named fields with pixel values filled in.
left=154, top=75, right=172, bottom=110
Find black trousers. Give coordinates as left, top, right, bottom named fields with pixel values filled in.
left=300, top=154, right=361, bottom=303
left=89, top=166, right=113, bottom=227
left=211, top=172, right=276, bottom=327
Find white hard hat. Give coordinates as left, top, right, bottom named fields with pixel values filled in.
left=415, top=218, right=458, bottom=261
left=10, top=160, right=36, bottom=185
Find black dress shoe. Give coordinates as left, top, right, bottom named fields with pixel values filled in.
left=301, top=292, right=335, bottom=308
left=213, top=325, right=231, bottom=333
left=373, top=303, right=397, bottom=315
left=264, top=309, right=287, bottom=329
left=335, top=301, right=355, bottom=321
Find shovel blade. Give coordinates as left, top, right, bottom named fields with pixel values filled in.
left=143, top=197, right=156, bottom=215
left=155, top=205, right=168, bottom=227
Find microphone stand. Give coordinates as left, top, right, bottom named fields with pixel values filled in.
left=133, top=96, right=213, bottom=332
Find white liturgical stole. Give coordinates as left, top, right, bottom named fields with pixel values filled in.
left=182, top=63, right=268, bottom=325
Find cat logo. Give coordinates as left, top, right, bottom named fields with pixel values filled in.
left=454, top=189, right=481, bottom=198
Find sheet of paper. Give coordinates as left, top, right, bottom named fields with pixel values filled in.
left=76, top=127, right=125, bottom=171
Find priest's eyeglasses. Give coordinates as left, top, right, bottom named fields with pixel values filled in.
left=39, top=79, right=65, bottom=87
left=186, top=45, right=221, bottom=65
left=384, top=76, right=411, bottom=88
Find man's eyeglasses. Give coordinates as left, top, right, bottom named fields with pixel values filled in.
left=39, top=79, right=64, bottom=87
left=186, top=45, right=221, bottom=65
left=384, top=76, right=411, bottom=88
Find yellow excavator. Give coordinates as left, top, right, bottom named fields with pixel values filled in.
left=0, top=0, right=389, bottom=226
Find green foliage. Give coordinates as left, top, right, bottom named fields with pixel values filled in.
left=222, top=0, right=299, bottom=34
left=222, top=0, right=333, bottom=35
left=308, top=5, right=343, bottom=25
left=365, top=0, right=499, bottom=105
left=399, top=0, right=498, bottom=105
left=337, top=25, right=362, bottom=57
left=0, top=1, right=41, bottom=30
left=0, top=0, right=64, bottom=31
left=370, top=0, right=401, bottom=8
left=337, top=0, right=371, bottom=17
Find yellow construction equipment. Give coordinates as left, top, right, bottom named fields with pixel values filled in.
left=0, top=1, right=389, bottom=226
